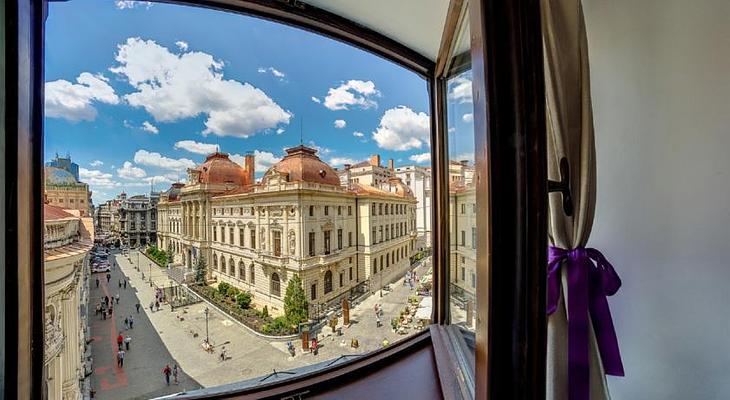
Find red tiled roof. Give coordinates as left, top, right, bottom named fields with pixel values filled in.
left=44, top=204, right=76, bottom=221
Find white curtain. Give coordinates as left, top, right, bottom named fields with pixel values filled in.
left=542, top=0, right=611, bottom=399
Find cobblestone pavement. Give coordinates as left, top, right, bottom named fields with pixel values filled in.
left=111, top=250, right=432, bottom=393
left=88, top=251, right=201, bottom=400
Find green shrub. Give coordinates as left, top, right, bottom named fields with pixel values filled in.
left=218, top=282, right=231, bottom=296
left=283, top=274, right=309, bottom=326
left=262, top=316, right=290, bottom=335
left=236, top=292, right=252, bottom=309
left=261, top=305, right=269, bottom=319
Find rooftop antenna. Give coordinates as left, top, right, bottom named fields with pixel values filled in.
left=299, top=117, right=304, bottom=146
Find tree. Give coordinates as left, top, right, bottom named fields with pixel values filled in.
left=284, top=274, right=309, bottom=326
left=194, top=256, right=207, bottom=284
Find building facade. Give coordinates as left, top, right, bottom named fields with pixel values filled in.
left=393, top=165, right=432, bottom=251
left=338, top=154, right=394, bottom=187
left=118, top=192, right=159, bottom=247
left=45, top=165, right=92, bottom=217
left=158, top=146, right=418, bottom=316
left=43, top=204, right=93, bottom=400
left=449, top=183, right=477, bottom=322
left=46, top=152, right=80, bottom=182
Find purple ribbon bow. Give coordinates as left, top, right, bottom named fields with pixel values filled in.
left=548, top=246, right=624, bottom=400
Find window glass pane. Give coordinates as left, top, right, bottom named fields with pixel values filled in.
left=43, top=0, right=432, bottom=396
left=446, top=11, right=477, bottom=335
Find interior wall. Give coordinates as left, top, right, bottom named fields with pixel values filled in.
left=583, top=1, right=730, bottom=399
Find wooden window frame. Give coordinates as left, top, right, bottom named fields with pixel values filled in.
left=5, top=0, right=546, bottom=398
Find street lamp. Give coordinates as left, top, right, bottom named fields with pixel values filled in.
left=204, top=307, right=210, bottom=344
left=149, top=262, right=152, bottom=286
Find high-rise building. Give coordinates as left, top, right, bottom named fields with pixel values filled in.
left=46, top=152, right=80, bottom=182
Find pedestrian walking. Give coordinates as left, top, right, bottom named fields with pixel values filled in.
left=311, top=338, right=319, bottom=355
left=118, top=279, right=122, bottom=288
left=150, top=301, right=154, bottom=312
left=219, top=346, right=227, bottom=362
left=104, top=296, right=109, bottom=306
left=115, top=293, right=120, bottom=304
left=117, top=332, right=124, bottom=351
left=117, top=349, right=125, bottom=367
left=108, top=303, right=113, bottom=316
left=162, top=364, right=172, bottom=386
left=155, top=301, right=160, bottom=311
left=123, top=279, right=127, bottom=289
left=95, top=303, right=101, bottom=315
left=125, top=335, right=131, bottom=350
left=135, top=303, right=140, bottom=313
left=102, top=309, right=107, bottom=320
left=106, top=273, right=111, bottom=283
left=123, top=317, right=129, bottom=330
left=95, top=278, right=99, bottom=288
left=173, top=363, right=179, bottom=384
left=129, top=315, right=134, bottom=329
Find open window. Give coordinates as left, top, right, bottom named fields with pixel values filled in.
left=3, top=0, right=548, bottom=399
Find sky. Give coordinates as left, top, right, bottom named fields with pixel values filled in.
left=45, top=0, right=475, bottom=204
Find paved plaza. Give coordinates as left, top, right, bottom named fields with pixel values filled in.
left=90, top=249, right=431, bottom=397
left=88, top=252, right=201, bottom=400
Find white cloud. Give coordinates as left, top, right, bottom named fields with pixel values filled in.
left=334, top=119, right=347, bottom=129
left=115, top=1, right=153, bottom=9
left=409, top=152, right=431, bottom=164
left=372, top=106, right=431, bottom=151
left=311, top=96, right=321, bottom=104
left=462, top=113, right=474, bottom=123
left=117, top=161, right=147, bottom=180
left=448, top=75, right=473, bottom=104
left=352, top=131, right=365, bottom=138
left=229, top=150, right=281, bottom=173
left=174, top=140, right=218, bottom=155
left=126, top=175, right=175, bottom=187
left=45, top=73, right=119, bottom=121
left=110, top=38, right=291, bottom=138
left=89, top=160, right=104, bottom=167
left=133, top=149, right=196, bottom=170
left=80, top=168, right=120, bottom=188
left=323, top=80, right=380, bottom=111
left=175, top=41, right=189, bottom=51
left=141, top=121, right=159, bottom=134
left=276, top=128, right=285, bottom=135
left=123, top=119, right=133, bottom=129
left=448, top=127, right=456, bottom=133
left=329, top=157, right=357, bottom=167
left=307, top=141, right=331, bottom=155
left=258, top=66, right=285, bottom=80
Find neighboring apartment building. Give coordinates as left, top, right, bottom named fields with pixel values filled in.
left=43, top=204, right=93, bottom=399
left=45, top=161, right=93, bottom=217
left=449, top=159, right=475, bottom=187
left=394, top=165, right=432, bottom=251
left=157, top=146, right=418, bottom=315
left=338, top=154, right=394, bottom=187
left=118, top=192, right=159, bottom=247
left=95, top=198, right=121, bottom=234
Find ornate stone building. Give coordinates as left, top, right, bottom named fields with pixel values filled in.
left=43, top=204, right=93, bottom=399
left=45, top=166, right=93, bottom=217
left=158, top=146, right=418, bottom=315
left=118, top=192, right=159, bottom=247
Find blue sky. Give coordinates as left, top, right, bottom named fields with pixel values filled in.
left=45, top=0, right=474, bottom=203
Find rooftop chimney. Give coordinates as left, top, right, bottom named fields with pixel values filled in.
left=370, top=154, right=381, bottom=167
left=244, top=152, right=255, bottom=184
left=388, top=159, right=394, bottom=171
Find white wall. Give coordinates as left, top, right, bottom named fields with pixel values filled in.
left=583, top=1, right=730, bottom=399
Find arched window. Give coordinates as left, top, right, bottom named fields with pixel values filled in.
left=271, top=273, right=281, bottom=297
left=229, top=257, right=235, bottom=276
left=324, top=270, right=333, bottom=294
left=213, top=254, right=218, bottom=271
left=221, top=257, right=227, bottom=274
left=239, top=261, right=245, bottom=281
left=250, top=264, right=255, bottom=285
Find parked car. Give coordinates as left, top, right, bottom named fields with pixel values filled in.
left=91, top=264, right=111, bottom=273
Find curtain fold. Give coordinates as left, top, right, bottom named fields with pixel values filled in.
left=542, top=0, right=610, bottom=399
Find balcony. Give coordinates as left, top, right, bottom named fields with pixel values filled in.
left=300, top=247, right=355, bottom=269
